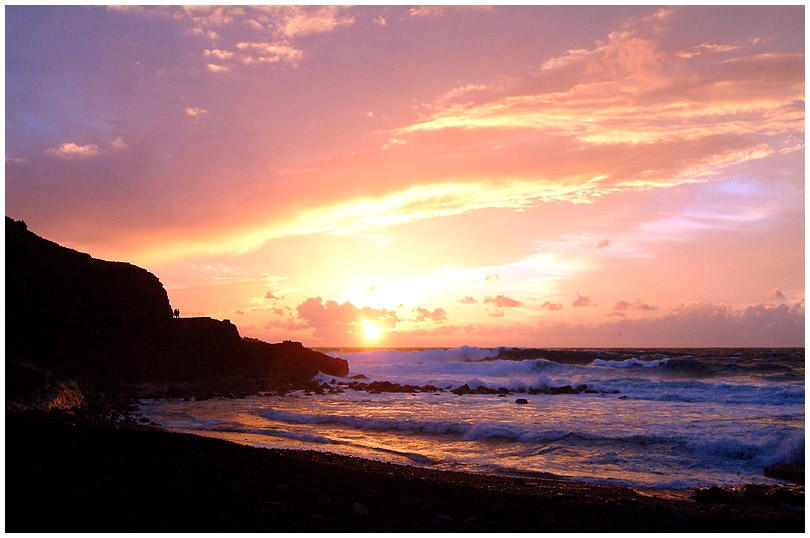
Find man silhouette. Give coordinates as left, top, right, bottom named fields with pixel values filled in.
left=173, top=308, right=180, bottom=319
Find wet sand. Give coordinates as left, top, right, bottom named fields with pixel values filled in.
left=6, top=415, right=803, bottom=533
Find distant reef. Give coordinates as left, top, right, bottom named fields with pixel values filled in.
left=6, top=217, right=348, bottom=394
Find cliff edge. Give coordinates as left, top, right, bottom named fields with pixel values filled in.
left=6, top=217, right=347, bottom=390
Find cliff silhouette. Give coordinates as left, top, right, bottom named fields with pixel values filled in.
left=6, top=217, right=347, bottom=388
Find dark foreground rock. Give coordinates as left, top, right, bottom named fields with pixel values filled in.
left=764, top=464, right=805, bottom=485
left=6, top=217, right=347, bottom=399
left=695, top=484, right=804, bottom=507
left=6, top=417, right=803, bottom=533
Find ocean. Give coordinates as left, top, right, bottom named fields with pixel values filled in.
left=135, top=347, right=804, bottom=490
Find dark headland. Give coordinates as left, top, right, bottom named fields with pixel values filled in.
left=5, top=217, right=804, bottom=532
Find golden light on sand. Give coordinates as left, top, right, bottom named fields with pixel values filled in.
left=362, top=320, right=382, bottom=341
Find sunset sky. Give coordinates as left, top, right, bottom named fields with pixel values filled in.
left=5, top=5, right=805, bottom=347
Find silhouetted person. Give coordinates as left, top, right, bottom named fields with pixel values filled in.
left=173, top=308, right=180, bottom=319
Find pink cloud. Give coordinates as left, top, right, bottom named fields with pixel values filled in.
left=294, top=296, right=400, bottom=339
left=484, top=295, right=523, bottom=308
left=572, top=292, right=596, bottom=307
left=413, top=307, right=447, bottom=322
left=770, top=287, right=786, bottom=300
left=613, top=298, right=656, bottom=311
left=265, top=318, right=309, bottom=332
left=109, top=137, right=128, bottom=151
left=383, top=300, right=804, bottom=348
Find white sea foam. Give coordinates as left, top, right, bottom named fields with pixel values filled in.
left=138, top=346, right=804, bottom=489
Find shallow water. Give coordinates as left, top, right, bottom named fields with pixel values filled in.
left=136, top=347, right=804, bottom=489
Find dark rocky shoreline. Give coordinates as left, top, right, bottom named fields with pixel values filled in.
left=6, top=409, right=804, bottom=533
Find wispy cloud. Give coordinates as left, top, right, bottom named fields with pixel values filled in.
left=407, top=6, right=494, bottom=18
left=395, top=28, right=802, bottom=175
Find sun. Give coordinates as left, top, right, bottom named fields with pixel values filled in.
left=361, top=320, right=382, bottom=341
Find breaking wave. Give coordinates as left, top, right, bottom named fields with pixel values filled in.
left=139, top=346, right=803, bottom=490
left=258, top=406, right=803, bottom=467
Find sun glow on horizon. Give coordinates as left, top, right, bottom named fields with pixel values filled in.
left=361, top=320, right=383, bottom=341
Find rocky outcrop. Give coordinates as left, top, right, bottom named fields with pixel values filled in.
left=7, top=217, right=174, bottom=380
left=239, top=339, right=349, bottom=380
left=764, top=464, right=804, bottom=485
left=5, top=217, right=347, bottom=389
